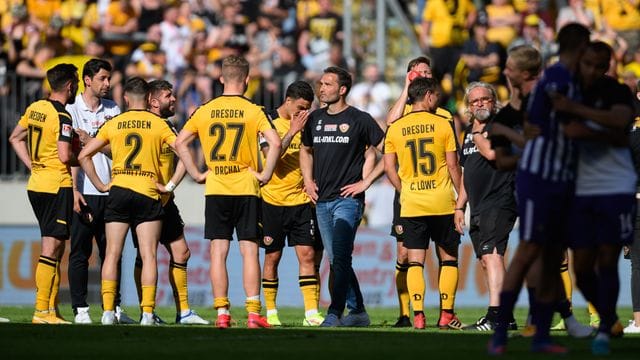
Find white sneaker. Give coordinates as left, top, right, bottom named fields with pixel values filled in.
left=74, top=307, right=92, bottom=324
left=624, top=320, right=640, bottom=334
left=115, top=306, right=137, bottom=324
left=565, top=315, right=594, bottom=338
left=140, top=312, right=157, bottom=326
left=303, top=313, right=325, bottom=327
left=177, top=310, right=209, bottom=325
left=101, top=310, right=116, bottom=325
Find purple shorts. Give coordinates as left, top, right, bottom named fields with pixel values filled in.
left=568, top=194, right=636, bottom=248
left=516, top=174, right=573, bottom=245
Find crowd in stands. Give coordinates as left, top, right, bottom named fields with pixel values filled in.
left=1, top=0, right=639, bottom=146
left=1, top=0, right=367, bottom=124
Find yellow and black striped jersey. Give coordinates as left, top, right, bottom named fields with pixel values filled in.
left=18, top=99, right=74, bottom=193
left=96, top=110, right=176, bottom=200
left=261, top=116, right=310, bottom=206
left=384, top=110, right=457, bottom=216
left=183, top=95, right=274, bottom=196
left=158, top=120, right=178, bottom=205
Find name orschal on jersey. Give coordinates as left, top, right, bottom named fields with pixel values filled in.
left=312, top=119, right=351, bottom=144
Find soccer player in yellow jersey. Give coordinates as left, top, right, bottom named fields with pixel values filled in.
left=78, top=77, right=178, bottom=325
left=385, top=57, right=461, bottom=329
left=384, top=77, right=463, bottom=330
left=175, top=55, right=282, bottom=329
left=9, top=63, right=79, bottom=324
left=130, top=79, right=209, bottom=325
left=259, top=81, right=324, bottom=327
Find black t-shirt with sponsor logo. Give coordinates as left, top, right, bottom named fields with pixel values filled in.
left=460, top=121, right=516, bottom=216
left=302, top=106, right=384, bottom=201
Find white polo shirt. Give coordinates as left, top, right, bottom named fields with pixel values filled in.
left=66, top=93, right=121, bottom=195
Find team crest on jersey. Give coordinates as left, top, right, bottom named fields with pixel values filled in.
left=263, top=236, right=274, bottom=246
left=394, top=225, right=404, bottom=235
left=339, top=123, right=349, bottom=133
left=61, top=123, right=73, bottom=137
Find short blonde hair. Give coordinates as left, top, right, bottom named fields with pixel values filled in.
left=508, top=45, right=542, bottom=76
left=222, top=55, right=249, bottom=82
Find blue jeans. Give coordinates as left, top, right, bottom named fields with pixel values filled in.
left=316, top=197, right=366, bottom=316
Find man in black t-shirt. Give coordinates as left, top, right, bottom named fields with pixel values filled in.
left=300, top=66, right=385, bottom=327
left=456, top=82, right=517, bottom=331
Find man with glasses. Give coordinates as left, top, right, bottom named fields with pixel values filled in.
left=455, top=82, right=517, bottom=331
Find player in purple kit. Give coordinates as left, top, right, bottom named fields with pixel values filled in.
left=551, top=41, right=636, bottom=355
left=488, top=23, right=591, bottom=355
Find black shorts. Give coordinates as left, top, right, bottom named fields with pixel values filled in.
left=401, top=214, right=460, bottom=255
left=205, top=195, right=261, bottom=241
left=104, top=186, right=163, bottom=228
left=390, top=191, right=407, bottom=241
left=131, top=196, right=184, bottom=248
left=469, top=208, right=516, bottom=258
left=160, top=197, right=185, bottom=245
left=28, top=187, right=73, bottom=239
left=261, top=202, right=320, bottom=252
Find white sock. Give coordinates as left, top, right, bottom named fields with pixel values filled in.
left=305, top=309, right=319, bottom=318
left=180, top=309, right=191, bottom=317
left=267, top=309, right=278, bottom=316
left=217, top=308, right=230, bottom=316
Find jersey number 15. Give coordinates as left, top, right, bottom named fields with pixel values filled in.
left=406, top=137, right=436, bottom=177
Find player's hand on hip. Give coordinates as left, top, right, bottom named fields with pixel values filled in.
left=194, top=170, right=209, bottom=184
left=249, top=167, right=271, bottom=186
left=156, top=182, right=169, bottom=193
left=340, top=180, right=367, bottom=198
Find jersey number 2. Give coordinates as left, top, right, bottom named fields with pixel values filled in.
left=124, top=133, right=142, bottom=170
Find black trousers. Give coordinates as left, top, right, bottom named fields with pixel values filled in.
left=68, top=194, right=122, bottom=311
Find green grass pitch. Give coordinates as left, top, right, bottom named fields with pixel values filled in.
left=0, top=306, right=639, bottom=359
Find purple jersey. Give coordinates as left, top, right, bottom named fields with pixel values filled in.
left=519, top=62, right=579, bottom=183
